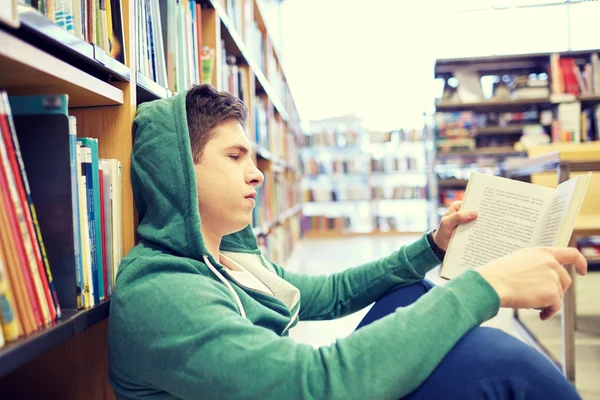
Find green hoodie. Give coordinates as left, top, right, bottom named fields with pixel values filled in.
left=108, top=91, right=501, bottom=400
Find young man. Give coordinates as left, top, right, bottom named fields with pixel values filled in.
left=108, top=84, right=587, bottom=399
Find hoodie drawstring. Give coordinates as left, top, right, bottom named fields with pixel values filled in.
left=203, top=255, right=247, bottom=318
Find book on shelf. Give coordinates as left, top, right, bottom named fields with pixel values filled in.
left=137, top=0, right=213, bottom=92
left=550, top=52, right=600, bottom=97
left=0, top=93, right=123, bottom=348
left=440, top=172, right=591, bottom=280
left=0, top=0, right=19, bottom=28
left=20, top=0, right=125, bottom=63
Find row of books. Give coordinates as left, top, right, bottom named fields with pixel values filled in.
left=440, top=188, right=465, bottom=207
left=370, top=186, right=427, bottom=201
left=302, top=215, right=351, bottom=232
left=550, top=53, right=600, bottom=96
left=301, top=215, right=423, bottom=234
left=370, top=156, right=422, bottom=173
left=0, top=93, right=123, bottom=347
left=301, top=156, right=424, bottom=176
left=435, top=110, right=542, bottom=138
left=552, top=103, right=600, bottom=143
left=137, top=0, right=214, bottom=93
left=254, top=96, right=296, bottom=164
left=219, top=0, right=289, bottom=106
left=301, top=157, right=366, bottom=176
left=303, top=185, right=371, bottom=203
left=302, top=130, right=362, bottom=148
left=252, top=171, right=302, bottom=231
left=303, top=186, right=426, bottom=203
left=256, top=217, right=301, bottom=265
left=22, top=0, right=126, bottom=64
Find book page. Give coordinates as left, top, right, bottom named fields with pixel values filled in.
left=441, top=172, right=555, bottom=279
left=535, top=177, right=579, bottom=247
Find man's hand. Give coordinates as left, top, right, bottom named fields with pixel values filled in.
left=433, top=201, right=478, bottom=251
left=477, top=247, right=588, bottom=320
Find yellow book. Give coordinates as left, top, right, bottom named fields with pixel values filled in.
left=0, top=237, right=22, bottom=342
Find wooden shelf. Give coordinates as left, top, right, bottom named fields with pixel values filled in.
left=438, top=178, right=469, bottom=187
left=304, top=230, right=423, bottom=239
left=306, top=198, right=426, bottom=204
left=208, top=0, right=290, bottom=123
left=475, top=126, right=526, bottom=135
left=434, top=50, right=598, bottom=79
left=580, top=94, right=600, bottom=105
left=11, top=5, right=130, bottom=82
left=0, top=30, right=124, bottom=107
left=435, top=98, right=550, bottom=112
left=0, top=301, right=110, bottom=378
left=136, top=72, right=171, bottom=104
left=437, top=147, right=526, bottom=157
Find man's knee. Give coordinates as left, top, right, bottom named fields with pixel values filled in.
left=406, top=327, right=581, bottom=399
left=448, top=327, right=580, bottom=399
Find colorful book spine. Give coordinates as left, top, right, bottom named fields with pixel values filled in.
left=99, top=168, right=108, bottom=300
left=80, top=145, right=99, bottom=304
left=69, top=117, right=84, bottom=310
left=0, top=242, right=21, bottom=342
left=77, top=144, right=93, bottom=308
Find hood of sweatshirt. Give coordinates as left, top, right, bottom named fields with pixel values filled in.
left=131, top=90, right=260, bottom=265
left=120, top=90, right=301, bottom=326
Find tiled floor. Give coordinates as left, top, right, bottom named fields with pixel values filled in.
left=285, top=234, right=600, bottom=399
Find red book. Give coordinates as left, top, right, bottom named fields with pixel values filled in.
left=99, top=169, right=108, bottom=300
left=0, top=124, right=43, bottom=329
left=0, top=106, right=56, bottom=322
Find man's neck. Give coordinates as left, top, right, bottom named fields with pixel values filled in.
left=200, top=226, right=222, bottom=263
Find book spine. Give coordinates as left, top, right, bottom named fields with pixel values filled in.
left=69, top=117, right=84, bottom=310
left=82, top=148, right=99, bottom=305
left=77, top=144, right=92, bottom=308
left=0, top=130, right=43, bottom=329
left=110, top=159, right=123, bottom=277
left=99, top=168, right=108, bottom=300
left=0, top=243, right=21, bottom=341
left=100, top=160, right=114, bottom=296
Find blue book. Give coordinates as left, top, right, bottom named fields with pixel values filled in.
left=77, top=138, right=105, bottom=303
left=80, top=147, right=98, bottom=305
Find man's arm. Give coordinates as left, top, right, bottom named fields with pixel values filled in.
left=270, top=233, right=441, bottom=321
left=109, top=266, right=499, bottom=400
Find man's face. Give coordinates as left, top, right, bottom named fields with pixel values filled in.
left=194, top=119, right=264, bottom=236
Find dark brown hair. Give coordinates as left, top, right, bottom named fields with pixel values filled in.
left=185, top=84, right=248, bottom=163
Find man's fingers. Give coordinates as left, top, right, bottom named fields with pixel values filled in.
left=544, top=247, right=588, bottom=276
left=446, top=201, right=462, bottom=214
left=442, top=211, right=477, bottom=229
left=541, top=300, right=562, bottom=320
left=549, top=261, right=572, bottom=292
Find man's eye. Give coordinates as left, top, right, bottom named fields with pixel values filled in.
left=229, top=155, right=240, bottom=160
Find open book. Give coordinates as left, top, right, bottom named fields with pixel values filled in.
left=440, top=172, right=591, bottom=280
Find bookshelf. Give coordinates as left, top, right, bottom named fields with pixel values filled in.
left=301, top=119, right=431, bottom=237
left=432, top=50, right=600, bottom=221
left=0, top=0, right=302, bottom=398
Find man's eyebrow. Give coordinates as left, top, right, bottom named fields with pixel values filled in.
left=224, top=144, right=251, bottom=154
